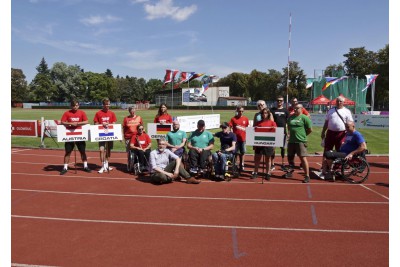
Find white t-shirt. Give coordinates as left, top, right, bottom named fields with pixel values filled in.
left=325, top=107, right=353, bottom=131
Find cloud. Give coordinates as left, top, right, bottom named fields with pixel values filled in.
left=80, top=15, right=122, bottom=26
left=131, top=0, right=149, bottom=3
left=143, top=0, right=197, bottom=22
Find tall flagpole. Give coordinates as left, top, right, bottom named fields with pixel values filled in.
left=171, top=79, right=174, bottom=110
left=286, top=12, right=292, bottom=109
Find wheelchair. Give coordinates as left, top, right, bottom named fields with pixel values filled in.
left=188, top=150, right=214, bottom=179
left=327, top=151, right=370, bottom=184
left=127, top=150, right=149, bottom=176
left=216, top=152, right=239, bottom=182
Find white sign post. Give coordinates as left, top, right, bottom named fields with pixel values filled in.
left=89, top=124, right=123, bottom=142
left=245, top=127, right=285, bottom=147
left=57, top=124, right=90, bottom=142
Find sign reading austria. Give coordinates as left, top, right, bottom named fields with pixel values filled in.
left=90, top=124, right=123, bottom=142
left=57, top=124, right=90, bottom=142
left=246, top=127, right=285, bottom=147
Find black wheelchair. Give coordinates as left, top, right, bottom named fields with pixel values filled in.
left=127, top=150, right=149, bottom=176
left=217, top=152, right=239, bottom=182
left=327, top=151, right=370, bottom=184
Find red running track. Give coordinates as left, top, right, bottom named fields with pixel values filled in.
left=11, top=148, right=389, bottom=266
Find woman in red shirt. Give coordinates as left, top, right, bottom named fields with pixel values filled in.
left=154, top=103, right=173, bottom=124
left=252, top=108, right=277, bottom=181
left=130, top=124, right=152, bottom=172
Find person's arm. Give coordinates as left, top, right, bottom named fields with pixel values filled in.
left=145, top=135, right=152, bottom=150
left=321, top=120, right=328, bottom=139
left=178, top=138, right=187, bottom=149
left=345, top=142, right=367, bottom=160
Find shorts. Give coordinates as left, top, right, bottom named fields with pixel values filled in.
left=99, top=141, right=114, bottom=150
left=65, top=141, right=86, bottom=154
left=287, top=142, right=308, bottom=157
left=235, top=141, right=246, bottom=155
left=254, top=146, right=274, bottom=156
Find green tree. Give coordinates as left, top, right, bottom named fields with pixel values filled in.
left=280, top=61, right=308, bottom=100
left=218, top=72, right=249, bottom=99
left=324, top=64, right=345, bottom=77
left=145, top=78, right=163, bottom=101
left=343, top=47, right=377, bottom=78
left=51, top=62, right=84, bottom=102
left=29, top=57, right=55, bottom=101
left=374, top=44, right=389, bottom=110
left=11, top=68, right=29, bottom=103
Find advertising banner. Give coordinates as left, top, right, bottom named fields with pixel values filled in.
left=56, top=124, right=90, bottom=142
left=246, top=127, right=285, bottom=147
left=89, top=124, right=123, bottom=142
left=11, top=120, right=38, bottom=137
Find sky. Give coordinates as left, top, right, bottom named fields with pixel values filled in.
left=11, top=0, right=389, bottom=84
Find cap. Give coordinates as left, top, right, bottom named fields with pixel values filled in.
left=220, top=122, right=229, bottom=128
left=197, top=120, right=205, bottom=127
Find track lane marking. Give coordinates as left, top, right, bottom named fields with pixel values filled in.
left=360, top=184, right=389, bottom=200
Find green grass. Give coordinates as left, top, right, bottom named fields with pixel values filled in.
left=11, top=108, right=388, bottom=154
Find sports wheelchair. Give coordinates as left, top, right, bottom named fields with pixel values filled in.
left=212, top=152, right=240, bottom=181
left=127, top=150, right=149, bottom=176
left=326, top=151, right=370, bottom=184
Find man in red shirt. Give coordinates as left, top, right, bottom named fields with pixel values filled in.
left=288, top=97, right=310, bottom=117
left=59, top=100, right=92, bottom=175
left=93, top=98, right=117, bottom=173
left=229, top=105, right=249, bottom=171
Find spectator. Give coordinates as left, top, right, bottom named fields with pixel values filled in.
left=288, top=97, right=310, bottom=117
left=253, top=100, right=267, bottom=126
left=270, top=95, right=289, bottom=170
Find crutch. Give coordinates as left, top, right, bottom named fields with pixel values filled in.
left=74, top=144, right=77, bottom=174
left=261, top=153, right=266, bottom=184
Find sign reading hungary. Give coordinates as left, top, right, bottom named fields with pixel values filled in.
left=246, top=127, right=284, bottom=147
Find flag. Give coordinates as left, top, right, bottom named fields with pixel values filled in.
left=322, top=76, right=348, bottom=91
left=188, top=73, right=204, bottom=82
left=201, top=75, right=220, bottom=84
left=254, top=127, right=276, bottom=133
left=163, top=69, right=179, bottom=86
left=306, top=78, right=315, bottom=89
left=98, top=125, right=115, bottom=137
left=361, top=74, right=379, bottom=92
left=202, top=83, right=209, bottom=93
left=156, top=124, right=172, bottom=134
left=179, top=72, right=195, bottom=84
left=66, top=126, right=83, bottom=135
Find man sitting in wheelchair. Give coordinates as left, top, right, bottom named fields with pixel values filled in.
left=318, top=121, right=367, bottom=180
left=212, top=122, right=237, bottom=181
left=187, top=120, right=214, bottom=175
left=166, top=120, right=187, bottom=158
left=129, top=124, right=151, bottom=173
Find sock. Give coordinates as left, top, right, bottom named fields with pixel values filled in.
left=105, top=161, right=109, bottom=168
left=83, top=162, right=88, bottom=168
left=63, top=164, right=68, bottom=170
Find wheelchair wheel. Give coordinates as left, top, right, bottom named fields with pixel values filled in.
left=127, top=151, right=135, bottom=173
left=341, top=157, right=370, bottom=184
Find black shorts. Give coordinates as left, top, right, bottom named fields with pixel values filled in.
left=254, top=146, right=274, bottom=156
left=65, top=141, right=86, bottom=154
left=99, top=141, right=114, bottom=149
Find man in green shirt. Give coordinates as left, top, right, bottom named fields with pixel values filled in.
left=287, top=104, right=313, bottom=183
left=187, top=120, right=214, bottom=174
left=166, top=120, right=187, bottom=157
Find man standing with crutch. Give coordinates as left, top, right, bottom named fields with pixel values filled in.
left=60, top=100, right=92, bottom=175
left=94, top=98, right=117, bottom=173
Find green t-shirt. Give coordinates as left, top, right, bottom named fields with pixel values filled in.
left=288, top=114, right=312, bottom=143
left=166, top=130, right=187, bottom=146
left=188, top=130, right=214, bottom=149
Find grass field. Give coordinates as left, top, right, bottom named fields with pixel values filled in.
left=11, top=108, right=389, bottom=155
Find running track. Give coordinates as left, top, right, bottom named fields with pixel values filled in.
left=11, top=148, right=389, bottom=267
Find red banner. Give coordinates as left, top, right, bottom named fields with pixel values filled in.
left=11, top=120, right=38, bottom=137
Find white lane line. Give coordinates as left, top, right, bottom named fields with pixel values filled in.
left=11, top=149, right=32, bottom=153
left=12, top=188, right=389, bottom=205
left=360, top=184, right=389, bottom=200
left=11, top=214, right=388, bottom=234
left=11, top=263, right=59, bottom=267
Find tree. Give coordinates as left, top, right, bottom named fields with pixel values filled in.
left=51, top=62, right=84, bottom=102
left=280, top=61, right=308, bottom=100
left=218, top=72, right=249, bottom=99
left=29, top=57, right=55, bottom=101
left=374, top=44, right=389, bottom=110
left=324, top=64, right=345, bottom=77
left=343, top=47, right=377, bottom=78
left=11, top=68, right=29, bottom=103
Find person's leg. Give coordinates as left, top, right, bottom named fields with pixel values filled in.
left=61, top=142, right=73, bottom=174
left=98, top=142, right=106, bottom=172
left=220, top=153, right=228, bottom=175
left=300, top=156, right=310, bottom=183
left=151, top=172, right=171, bottom=184
left=199, top=150, right=211, bottom=170
left=188, top=149, right=199, bottom=171
left=212, top=152, right=220, bottom=175
left=253, top=148, right=261, bottom=178
left=77, top=141, right=91, bottom=171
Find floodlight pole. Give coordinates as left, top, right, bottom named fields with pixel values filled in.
left=286, top=12, right=292, bottom=109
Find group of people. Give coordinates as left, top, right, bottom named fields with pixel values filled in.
left=59, top=95, right=367, bottom=184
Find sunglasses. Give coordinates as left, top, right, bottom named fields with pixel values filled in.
left=277, top=100, right=283, bottom=102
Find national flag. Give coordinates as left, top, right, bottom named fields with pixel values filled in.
left=179, top=72, right=195, bottom=84
left=188, top=73, right=204, bottom=83
left=321, top=76, right=348, bottom=91
left=362, top=74, right=379, bottom=92
left=98, top=125, right=115, bottom=136
left=156, top=124, right=171, bottom=134
left=306, top=78, right=315, bottom=89
left=254, top=136, right=276, bottom=141
left=66, top=126, right=83, bottom=135
left=163, top=69, right=179, bottom=86
left=202, top=83, right=209, bottom=93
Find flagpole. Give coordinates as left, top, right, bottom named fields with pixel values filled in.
left=286, top=12, right=291, bottom=109
left=371, top=79, right=375, bottom=112
left=355, top=77, right=358, bottom=114
left=171, top=79, right=173, bottom=110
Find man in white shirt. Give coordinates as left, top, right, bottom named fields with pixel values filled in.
left=150, top=138, right=200, bottom=185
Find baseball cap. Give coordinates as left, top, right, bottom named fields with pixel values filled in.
left=220, top=122, right=229, bottom=128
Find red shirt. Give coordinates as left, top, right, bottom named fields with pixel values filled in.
left=154, top=114, right=173, bottom=124
left=122, top=115, right=143, bottom=139
left=257, top=120, right=277, bottom=131
left=93, top=109, right=117, bottom=124
left=130, top=133, right=151, bottom=149
left=229, top=115, right=249, bottom=142
left=61, top=109, right=88, bottom=123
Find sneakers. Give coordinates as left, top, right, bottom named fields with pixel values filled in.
left=302, top=176, right=310, bottom=183
left=60, top=168, right=68, bottom=175
left=187, top=177, right=201, bottom=184
left=270, top=164, right=275, bottom=171
left=83, top=167, right=92, bottom=173
left=107, top=166, right=113, bottom=171
left=265, top=173, right=271, bottom=181
left=190, top=167, right=198, bottom=174
left=98, top=167, right=105, bottom=174
left=251, top=172, right=258, bottom=179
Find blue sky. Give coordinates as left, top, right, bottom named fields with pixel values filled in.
left=12, top=0, right=388, bottom=83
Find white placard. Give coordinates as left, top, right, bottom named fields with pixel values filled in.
left=176, top=114, right=221, bottom=132
left=147, top=123, right=173, bottom=139
left=57, top=124, right=90, bottom=142
left=245, top=127, right=285, bottom=147
left=89, top=124, right=123, bottom=142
